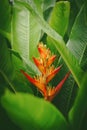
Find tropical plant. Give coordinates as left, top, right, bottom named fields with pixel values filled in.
left=0, top=0, right=87, bottom=130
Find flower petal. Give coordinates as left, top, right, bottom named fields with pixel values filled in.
left=45, top=71, right=71, bottom=101
left=38, top=43, right=50, bottom=59
left=44, top=87, right=55, bottom=101
left=33, top=57, right=46, bottom=74
left=55, top=71, right=71, bottom=95
left=21, top=70, right=47, bottom=96
left=46, top=65, right=62, bottom=83
left=46, top=55, right=56, bottom=67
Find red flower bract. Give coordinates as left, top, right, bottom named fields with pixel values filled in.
left=21, top=42, right=70, bottom=101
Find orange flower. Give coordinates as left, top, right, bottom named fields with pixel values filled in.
left=21, top=43, right=70, bottom=101
left=45, top=71, right=70, bottom=101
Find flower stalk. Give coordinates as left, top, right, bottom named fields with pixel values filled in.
left=21, top=43, right=70, bottom=101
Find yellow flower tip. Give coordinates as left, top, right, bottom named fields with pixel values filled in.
left=33, top=57, right=46, bottom=74
left=44, top=87, right=56, bottom=101
left=38, top=43, right=51, bottom=59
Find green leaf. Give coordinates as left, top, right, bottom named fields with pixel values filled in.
left=54, top=2, right=87, bottom=116
left=49, top=1, right=70, bottom=37
left=10, top=50, right=37, bottom=94
left=80, top=45, right=87, bottom=71
left=0, top=29, right=10, bottom=41
left=42, top=0, right=56, bottom=11
left=53, top=69, right=78, bottom=116
left=67, top=4, right=87, bottom=67
left=0, top=0, right=14, bottom=93
left=66, top=0, right=79, bottom=38
left=0, top=0, right=11, bottom=41
left=11, top=49, right=40, bottom=76
left=75, top=0, right=85, bottom=8
left=0, top=104, right=20, bottom=130
left=12, top=71, right=34, bottom=94
left=0, top=35, right=13, bottom=80
left=1, top=90, right=69, bottom=130
left=46, top=1, right=77, bottom=116
left=0, top=35, right=16, bottom=100
left=11, top=2, right=41, bottom=61
left=47, top=1, right=70, bottom=57
left=69, top=73, right=87, bottom=130
left=15, top=0, right=84, bottom=87
left=0, top=0, right=11, bottom=32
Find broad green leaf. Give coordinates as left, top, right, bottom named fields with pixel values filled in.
left=53, top=70, right=78, bottom=116
left=11, top=2, right=41, bottom=61
left=42, top=0, right=56, bottom=11
left=19, top=0, right=56, bottom=13
left=12, top=71, right=34, bottom=94
left=80, top=45, right=87, bottom=71
left=69, top=73, right=87, bottom=130
left=10, top=50, right=36, bottom=94
left=0, top=35, right=17, bottom=129
left=75, top=0, right=85, bottom=8
left=0, top=35, right=13, bottom=80
left=67, top=3, right=87, bottom=69
left=32, top=0, right=43, bottom=15
left=0, top=0, right=11, bottom=40
left=0, top=104, right=20, bottom=130
left=46, top=1, right=77, bottom=116
left=15, top=0, right=84, bottom=88
left=10, top=47, right=40, bottom=95
left=11, top=50, right=40, bottom=76
left=48, top=1, right=70, bottom=37
left=0, top=1, right=13, bottom=83
left=0, top=0, right=15, bottom=95
left=0, top=0, right=11, bottom=32
left=47, top=1, right=70, bottom=57
left=55, top=2, right=87, bottom=116
left=1, top=90, right=69, bottom=130
left=65, top=0, right=79, bottom=40
left=53, top=2, right=87, bottom=116
left=0, top=29, right=10, bottom=41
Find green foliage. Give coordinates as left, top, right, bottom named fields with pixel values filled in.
left=1, top=90, right=68, bottom=130
left=69, top=73, right=87, bottom=130
left=49, top=1, right=70, bottom=37
left=0, top=36, right=13, bottom=78
left=0, top=0, right=87, bottom=130
left=11, top=2, right=41, bottom=61
left=0, top=0, right=11, bottom=32
left=47, top=1, right=70, bottom=55
left=67, top=4, right=87, bottom=66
